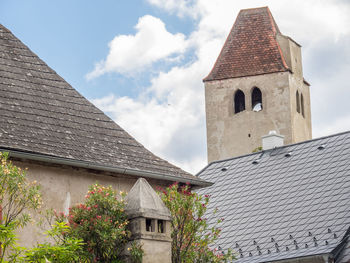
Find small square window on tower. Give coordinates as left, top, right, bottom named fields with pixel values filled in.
left=158, top=219, right=165, bottom=233
left=146, top=218, right=155, bottom=232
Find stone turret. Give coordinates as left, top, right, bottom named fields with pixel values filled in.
left=125, top=178, right=172, bottom=263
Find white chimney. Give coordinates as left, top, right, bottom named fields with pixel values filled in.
left=262, top=130, right=284, bottom=150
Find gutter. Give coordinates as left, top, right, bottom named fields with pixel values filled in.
left=1, top=148, right=213, bottom=188
left=266, top=253, right=330, bottom=263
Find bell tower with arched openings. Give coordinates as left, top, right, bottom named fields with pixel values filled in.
left=204, top=7, right=312, bottom=162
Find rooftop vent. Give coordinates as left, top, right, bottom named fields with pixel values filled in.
left=221, top=167, right=228, bottom=172
left=318, top=144, right=326, bottom=150
left=285, top=152, right=292, bottom=157
left=262, top=130, right=284, bottom=150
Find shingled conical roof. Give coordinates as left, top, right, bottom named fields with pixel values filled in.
left=0, top=24, right=208, bottom=186
left=204, top=6, right=289, bottom=82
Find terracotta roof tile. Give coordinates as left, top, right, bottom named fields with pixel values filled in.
left=204, top=7, right=289, bottom=82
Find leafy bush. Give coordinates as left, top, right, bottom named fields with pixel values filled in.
left=158, top=183, right=233, bottom=263
left=59, top=184, right=131, bottom=262
left=128, top=241, right=143, bottom=263
left=21, top=221, right=84, bottom=263
left=0, top=152, right=42, bottom=261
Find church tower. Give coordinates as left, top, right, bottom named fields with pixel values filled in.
left=204, top=7, right=312, bottom=163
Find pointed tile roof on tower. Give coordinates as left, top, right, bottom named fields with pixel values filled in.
left=0, top=24, right=210, bottom=187
left=204, top=6, right=290, bottom=82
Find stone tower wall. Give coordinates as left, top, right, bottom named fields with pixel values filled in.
left=276, top=34, right=303, bottom=78
left=205, top=70, right=312, bottom=163
left=205, top=72, right=293, bottom=162
left=289, top=72, right=312, bottom=143
left=277, top=34, right=312, bottom=142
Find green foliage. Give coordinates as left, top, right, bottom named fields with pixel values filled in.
left=21, top=221, right=84, bottom=263
left=58, top=184, right=133, bottom=262
left=0, top=152, right=85, bottom=263
left=0, top=152, right=42, bottom=261
left=158, top=183, right=233, bottom=263
left=252, top=146, right=262, bottom=153
left=0, top=221, right=20, bottom=262
left=129, top=241, right=143, bottom=263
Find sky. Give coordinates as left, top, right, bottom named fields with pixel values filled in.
left=1, top=0, right=350, bottom=174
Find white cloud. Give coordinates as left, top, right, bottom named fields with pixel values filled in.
left=91, top=0, right=350, bottom=174
left=313, top=114, right=350, bottom=138
left=86, top=15, right=188, bottom=79
left=92, top=61, right=208, bottom=174
left=147, top=0, right=199, bottom=18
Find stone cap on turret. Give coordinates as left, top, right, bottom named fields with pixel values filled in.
left=125, top=178, right=171, bottom=221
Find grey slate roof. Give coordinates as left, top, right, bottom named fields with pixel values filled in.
left=197, top=131, right=350, bottom=262
left=0, top=24, right=206, bottom=185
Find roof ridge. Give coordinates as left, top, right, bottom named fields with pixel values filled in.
left=266, top=7, right=290, bottom=70
left=200, top=130, right=350, bottom=169
left=238, top=6, right=269, bottom=12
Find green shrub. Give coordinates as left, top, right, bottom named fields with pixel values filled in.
left=59, top=184, right=131, bottom=262
left=22, top=221, right=84, bottom=263
left=158, top=183, right=233, bottom=263
left=0, top=152, right=42, bottom=261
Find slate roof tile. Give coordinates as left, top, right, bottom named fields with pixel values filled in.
left=197, top=131, right=350, bottom=262
left=0, top=23, right=207, bottom=185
